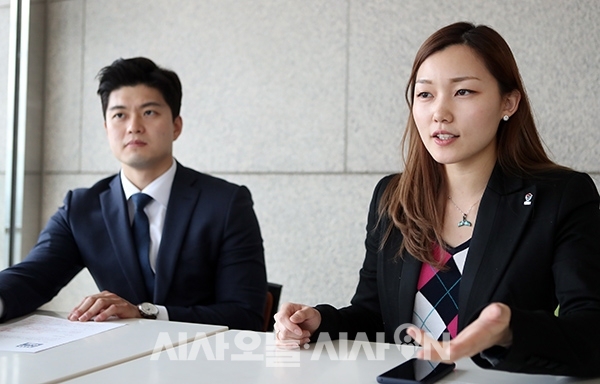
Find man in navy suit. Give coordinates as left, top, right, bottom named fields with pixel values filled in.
left=0, top=57, right=267, bottom=331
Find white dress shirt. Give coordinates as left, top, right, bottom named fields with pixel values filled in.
left=121, top=160, right=177, bottom=273
left=120, top=159, right=177, bottom=320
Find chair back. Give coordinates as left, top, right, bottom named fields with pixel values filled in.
left=263, top=282, right=282, bottom=332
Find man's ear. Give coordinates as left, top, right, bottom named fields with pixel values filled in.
left=173, top=116, right=183, bottom=141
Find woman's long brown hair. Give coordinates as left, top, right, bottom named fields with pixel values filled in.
left=379, top=22, right=562, bottom=266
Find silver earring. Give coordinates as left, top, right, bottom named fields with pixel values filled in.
left=503, top=115, right=509, bottom=121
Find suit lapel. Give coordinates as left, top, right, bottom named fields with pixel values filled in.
left=458, top=167, right=535, bottom=330
left=378, top=227, right=421, bottom=342
left=397, top=253, right=421, bottom=325
left=154, top=164, right=202, bottom=303
left=379, top=230, right=421, bottom=330
left=100, top=176, right=148, bottom=302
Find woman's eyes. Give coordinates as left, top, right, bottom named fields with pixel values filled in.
left=455, top=89, right=474, bottom=96
left=415, top=89, right=474, bottom=98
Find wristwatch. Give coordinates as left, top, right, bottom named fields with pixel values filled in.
left=137, top=302, right=159, bottom=319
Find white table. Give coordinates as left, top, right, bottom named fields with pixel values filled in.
left=0, top=311, right=227, bottom=384
left=65, top=329, right=600, bottom=383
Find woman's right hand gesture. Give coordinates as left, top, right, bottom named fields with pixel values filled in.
left=273, top=302, right=322, bottom=348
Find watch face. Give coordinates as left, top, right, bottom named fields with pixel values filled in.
left=139, top=302, right=158, bottom=318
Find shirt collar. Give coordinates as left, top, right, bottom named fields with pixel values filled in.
left=120, top=159, right=177, bottom=208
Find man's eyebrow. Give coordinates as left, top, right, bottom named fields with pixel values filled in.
left=107, top=101, right=164, bottom=111
left=140, top=101, right=164, bottom=108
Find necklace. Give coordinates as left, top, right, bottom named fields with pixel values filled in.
left=448, top=196, right=479, bottom=227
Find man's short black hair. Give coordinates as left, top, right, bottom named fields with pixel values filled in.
left=96, top=57, right=182, bottom=120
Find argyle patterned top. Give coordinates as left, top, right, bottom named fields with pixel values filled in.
left=412, top=240, right=470, bottom=341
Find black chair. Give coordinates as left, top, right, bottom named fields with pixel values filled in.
left=262, top=282, right=282, bottom=332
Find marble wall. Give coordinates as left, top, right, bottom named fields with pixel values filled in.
left=8, top=0, right=598, bottom=311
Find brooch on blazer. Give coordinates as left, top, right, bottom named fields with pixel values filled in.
left=524, top=192, right=533, bottom=206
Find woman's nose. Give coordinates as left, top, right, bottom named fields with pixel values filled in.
left=432, top=102, right=452, bottom=123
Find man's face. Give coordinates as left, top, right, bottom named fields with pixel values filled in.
left=104, top=84, right=182, bottom=176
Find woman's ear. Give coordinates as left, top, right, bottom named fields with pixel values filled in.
left=502, top=90, right=521, bottom=118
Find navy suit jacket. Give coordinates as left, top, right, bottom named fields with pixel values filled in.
left=314, top=165, right=600, bottom=377
left=0, top=163, right=267, bottom=331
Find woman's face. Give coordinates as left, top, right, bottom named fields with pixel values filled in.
left=412, top=44, right=514, bottom=169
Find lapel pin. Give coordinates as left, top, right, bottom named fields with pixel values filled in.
left=524, top=192, right=533, bottom=206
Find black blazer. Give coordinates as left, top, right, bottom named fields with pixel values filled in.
left=0, top=163, right=267, bottom=331
left=315, top=165, right=600, bottom=376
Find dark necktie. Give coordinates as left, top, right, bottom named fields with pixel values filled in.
left=131, top=193, right=154, bottom=298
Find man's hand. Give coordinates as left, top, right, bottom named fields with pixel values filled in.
left=68, top=290, right=141, bottom=322
left=273, top=302, right=322, bottom=348
left=407, top=302, right=512, bottom=362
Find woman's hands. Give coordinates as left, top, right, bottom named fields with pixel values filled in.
left=274, top=301, right=512, bottom=361
left=407, top=302, right=512, bottom=362
left=273, top=302, right=322, bottom=347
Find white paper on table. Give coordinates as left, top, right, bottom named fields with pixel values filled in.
left=0, top=314, right=126, bottom=353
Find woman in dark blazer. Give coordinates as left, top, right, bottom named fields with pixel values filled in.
left=274, top=22, right=600, bottom=377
